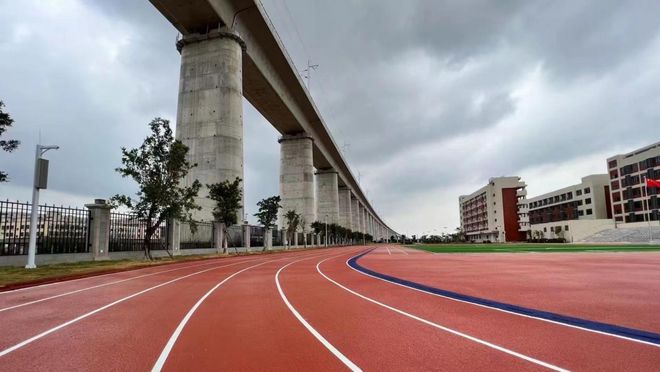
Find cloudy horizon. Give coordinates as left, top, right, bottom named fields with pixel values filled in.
left=1, top=0, right=660, bottom=236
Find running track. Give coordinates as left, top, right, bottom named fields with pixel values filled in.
left=0, top=246, right=658, bottom=371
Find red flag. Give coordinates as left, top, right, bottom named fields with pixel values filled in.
left=647, top=178, right=660, bottom=188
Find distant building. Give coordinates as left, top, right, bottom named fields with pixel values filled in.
left=526, top=175, right=613, bottom=241
left=607, top=141, right=660, bottom=223
left=459, top=177, right=528, bottom=243
left=527, top=175, right=612, bottom=224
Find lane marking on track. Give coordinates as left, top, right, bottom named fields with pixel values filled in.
left=386, top=247, right=391, bottom=255
left=0, top=258, right=269, bottom=358
left=316, top=255, right=567, bottom=372
left=348, top=250, right=660, bottom=348
left=276, top=254, right=362, bottom=372
left=396, top=247, right=409, bottom=255
left=0, top=258, right=258, bottom=313
left=151, top=259, right=271, bottom=372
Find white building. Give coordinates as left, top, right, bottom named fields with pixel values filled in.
left=607, top=141, right=660, bottom=224
left=459, top=177, right=528, bottom=243
left=526, top=175, right=613, bottom=241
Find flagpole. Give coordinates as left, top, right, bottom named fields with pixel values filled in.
left=646, top=178, right=652, bottom=243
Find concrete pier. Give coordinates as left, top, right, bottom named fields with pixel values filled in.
left=316, top=169, right=339, bottom=225
left=279, top=133, right=316, bottom=230
left=352, top=197, right=360, bottom=233
left=338, top=188, right=352, bottom=230
left=176, top=28, right=246, bottom=222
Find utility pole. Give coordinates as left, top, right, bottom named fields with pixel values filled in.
left=26, top=144, right=60, bottom=269
left=302, top=59, right=319, bottom=89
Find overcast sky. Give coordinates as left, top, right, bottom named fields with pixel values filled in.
left=1, top=0, right=660, bottom=236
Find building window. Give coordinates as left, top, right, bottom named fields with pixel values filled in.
left=584, top=187, right=591, bottom=194
left=608, top=160, right=617, bottom=169
left=543, top=227, right=547, bottom=232
left=585, top=198, right=592, bottom=205
left=578, top=210, right=584, bottom=216
left=586, top=209, right=593, bottom=215
left=577, top=200, right=583, bottom=206
left=565, top=225, right=569, bottom=231
left=576, top=190, right=582, bottom=196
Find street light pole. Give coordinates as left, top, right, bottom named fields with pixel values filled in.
left=26, top=144, right=59, bottom=269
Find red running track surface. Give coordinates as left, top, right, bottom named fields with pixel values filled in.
left=0, top=245, right=657, bottom=371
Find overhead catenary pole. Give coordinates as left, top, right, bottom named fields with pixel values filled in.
left=26, top=144, right=59, bottom=269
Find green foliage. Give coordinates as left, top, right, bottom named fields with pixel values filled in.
left=310, top=221, right=324, bottom=235
left=207, top=177, right=242, bottom=226
left=255, top=196, right=281, bottom=229
left=284, top=210, right=300, bottom=245
left=111, top=117, right=201, bottom=259
left=0, top=101, right=20, bottom=182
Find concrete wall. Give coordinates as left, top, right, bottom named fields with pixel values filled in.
left=530, top=219, right=615, bottom=242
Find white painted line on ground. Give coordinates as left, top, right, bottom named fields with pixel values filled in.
left=0, top=258, right=264, bottom=358
left=151, top=259, right=271, bottom=372
left=276, top=255, right=362, bottom=372
left=386, top=247, right=391, bottom=255
left=349, top=253, right=660, bottom=348
left=315, top=256, right=567, bottom=372
left=0, top=258, right=257, bottom=313
left=395, top=247, right=409, bottom=255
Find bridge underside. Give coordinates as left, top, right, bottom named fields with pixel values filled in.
left=149, top=0, right=394, bottom=237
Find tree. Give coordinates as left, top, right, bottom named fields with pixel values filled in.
left=111, top=117, right=201, bottom=260
left=208, top=177, right=243, bottom=252
left=0, top=101, right=20, bottom=182
left=284, top=210, right=300, bottom=249
left=311, top=221, right=325, bottom=245
left=254, top=196, right=281, bottom=251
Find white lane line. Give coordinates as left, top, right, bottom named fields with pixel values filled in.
left=0, top=258, right=261, bottom=358
left=0, top=258, right=256, bottom=313
left=316, top=257, right=567, bottom=372
left=0, top=257, right=234, bottom=296
left=276, top=255, right=362, bottom=372
left=151, top=259, right=270, bottom=372
left=395, top=247, right=409, bottom=255
left=386, top=247, right=391, bottom=255
left=349, top=254, right=660, bottom=349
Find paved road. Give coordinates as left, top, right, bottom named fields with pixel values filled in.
left=0, top=246, right=658, bottom=371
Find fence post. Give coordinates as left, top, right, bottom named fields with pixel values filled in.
left=213, top=222, right=223, bottom=254
left=85, top=199, right=113, bottom=261
left=167, top=219, right=180, bottom=256
left=242, top=223, right=250, bottom=250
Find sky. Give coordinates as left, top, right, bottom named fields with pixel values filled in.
left=1, top=0, right=660, bottom=236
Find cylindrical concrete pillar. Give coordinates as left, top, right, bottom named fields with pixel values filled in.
left=352, top=197, right=360, bottom=233
left=279, top=133, right=316, bottom=231
left=176, top=28, right=246, bottom=222
left=316, top=170, right=340, bottom=226
left=338, top=188, right=352, bottom=230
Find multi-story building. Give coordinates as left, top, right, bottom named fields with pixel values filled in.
left=526, top=175, right=613, bottom=241
left=459, top=177, right=528, bottom=243
left=607, top=142, right=660, bottom=223
left=527, top=175, right=612, bottom=224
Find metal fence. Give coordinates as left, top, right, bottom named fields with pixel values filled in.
left=109, top=212, right=168, bottom=252
left=180, top=221, right=214, bottom=249
left=0, top=200, right=90, bottom=256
